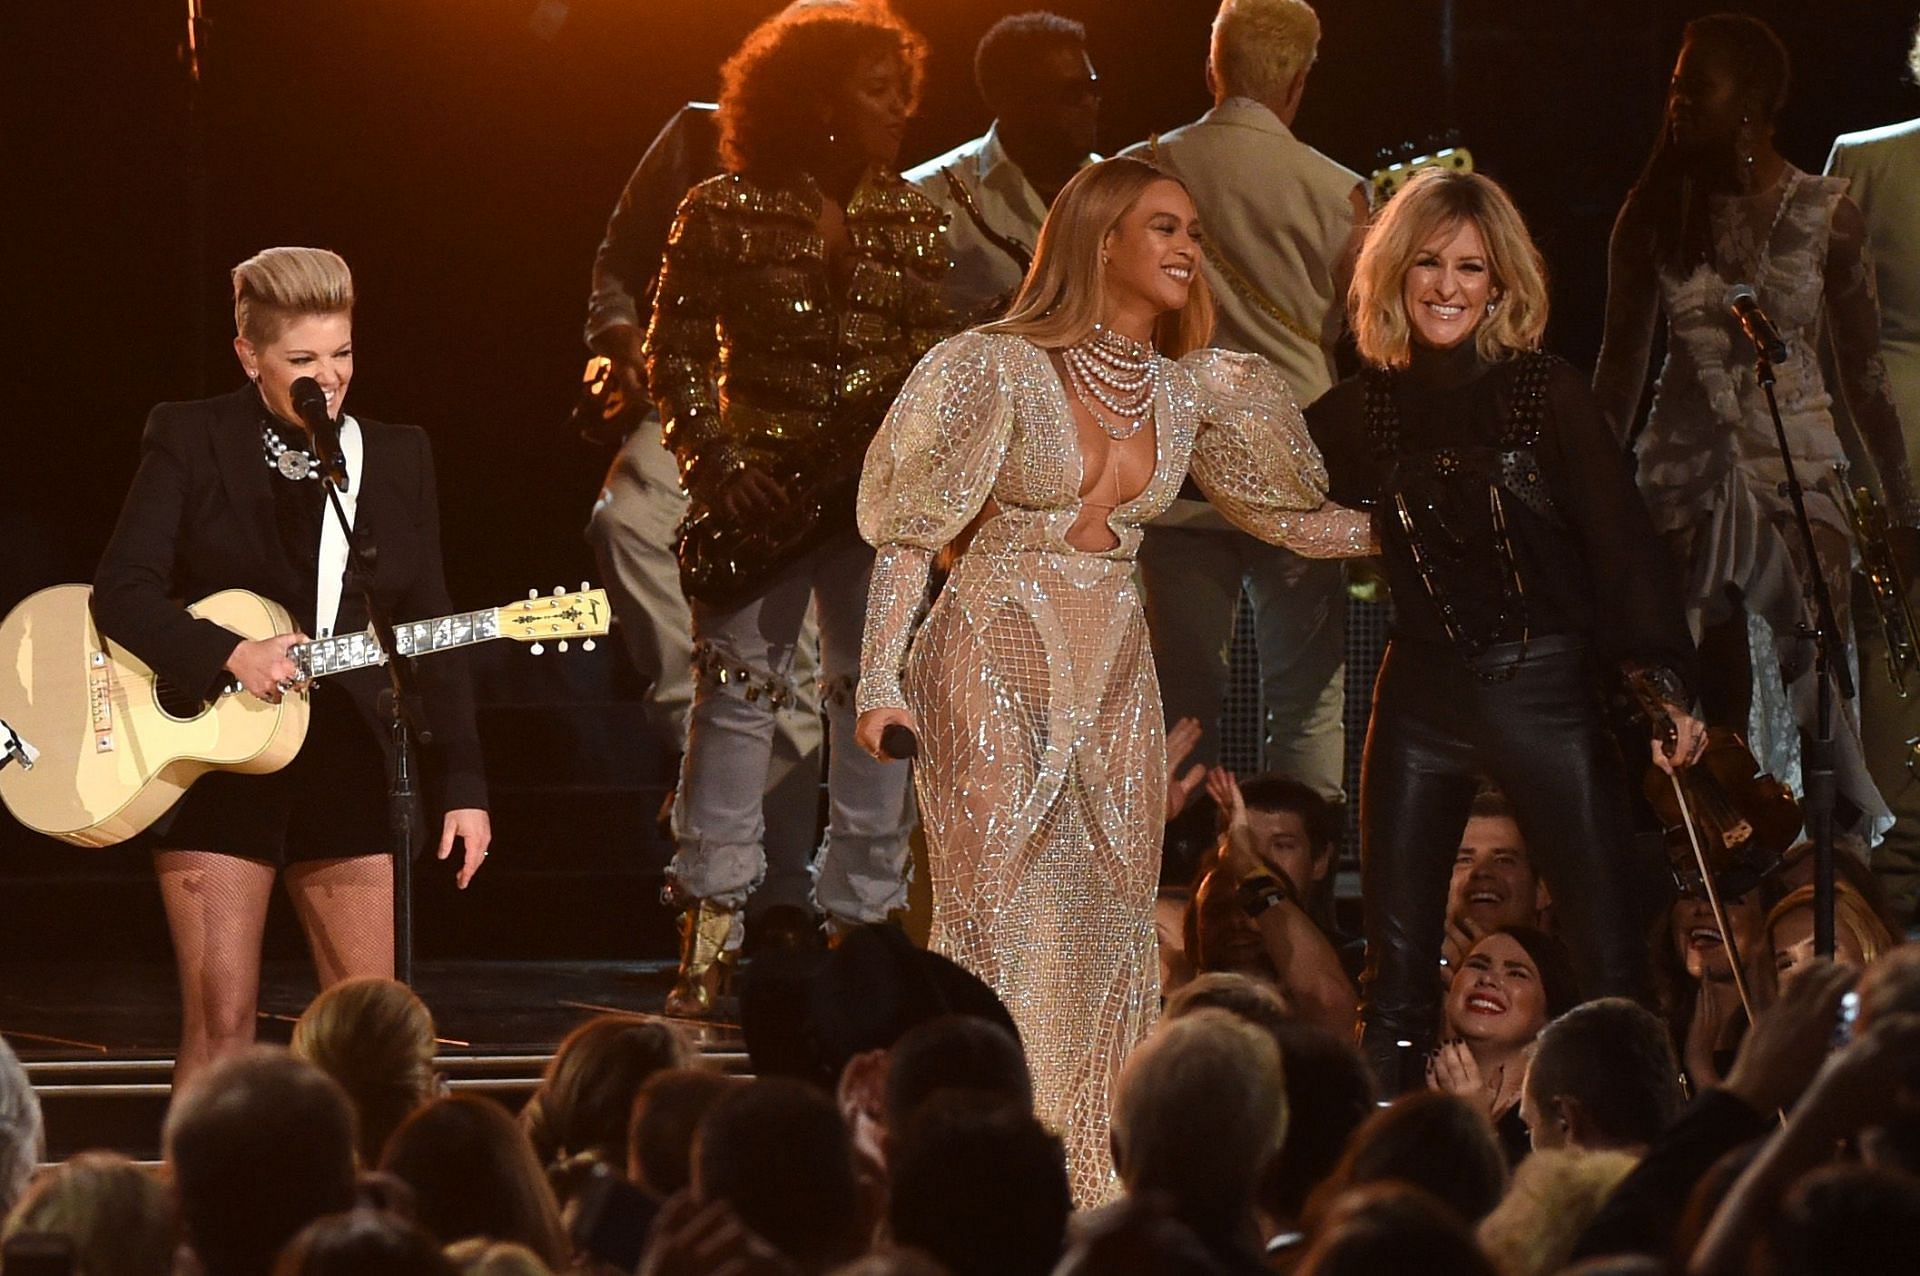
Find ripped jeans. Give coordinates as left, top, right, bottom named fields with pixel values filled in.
left=668, top=532, right=915, bottom=939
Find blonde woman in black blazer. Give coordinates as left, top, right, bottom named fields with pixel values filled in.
left=93, top=247, right=490, bottom=1089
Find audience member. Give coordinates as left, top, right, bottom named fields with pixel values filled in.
left=1295, top=1183, right=1499, bottom=1276
left=1442, top=789, right=1552, bottom=975
left=829, top=1253, right=947, bottom=1276
left=1474, top=1148, right=1639, bottom=1276
left=881, top=1015, right=1033, bottom=1139
left=270, top=1208, right=455, bottom=1276
left=886, top=1092, right=1070, bottom=1276
left=521, top=1014, right=689, bottom=1168
left=1429, top=927, right=1580, bottom=1160
left=1187, top=769, right=1356, bottom=1035
left=441, top=1239, right=555, bottom=1276
left=1768, top=1163, right=1920, bottom=1276
left=1654, top=886, right=1771, bottom=1091
left=1520, top=998, right=1684, bottom=1155
left=164, top=1048, right=358, bottom=1276
left=1111, top=1009, right=1287, bottom=1273
left=1766, top=882, right=1897, bottom=987
left=1257, top=1022, right=1377, bottom=1254
left=1161, top=976, right=1377, bottom=1256
left=1049, top=1195, right=1228, bottom=1276
left=1, top=1152, right=174, bottom=1276
left=290, top=977, right=439, bottom=1167
left=693, top=1077, right=864, bottom=1274
left=0, top=1033, right=43, bottom=1218
left=1567, top=961, right=1854, bottom=1264
left=629, top=1068, right=741, bottom=1199
left=1304, top=1092, right=1508, bottom=1233
left=379, top=1095, right=570, bottom=1270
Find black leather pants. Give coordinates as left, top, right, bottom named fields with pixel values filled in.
left=1358, top=635, right=1660, bottom=1093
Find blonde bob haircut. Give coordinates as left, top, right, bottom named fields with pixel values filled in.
left=984, top=156, right=1215, bottom=359
left=1349, top=168, right=1549, bottom=370
left=1210, top=0, right=1322, bottom=103
left=232, top=246, right=354, bottom=346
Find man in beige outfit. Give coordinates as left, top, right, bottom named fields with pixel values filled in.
left=1123, top=0, right=1368, bottom=795
left=1827, top=20, right=1920, bottom=922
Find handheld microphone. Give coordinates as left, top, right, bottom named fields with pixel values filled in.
left=1725, top=284, right=1788, bottom=364
left=290, top=376, right=348, bottom=490
left=879, top=723, right=920, bottom=761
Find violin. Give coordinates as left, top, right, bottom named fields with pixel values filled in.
left=1626, top=671, right=1800, bottom=900
left=1627, top=670, right=1797, bottom=1029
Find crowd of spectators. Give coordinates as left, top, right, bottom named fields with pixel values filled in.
left=8, top=803, right=1920, bottom=1275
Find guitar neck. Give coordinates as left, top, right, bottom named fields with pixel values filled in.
left=297, top=608, right=502, bottom=679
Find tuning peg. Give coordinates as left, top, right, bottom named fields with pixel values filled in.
left=528, top=588, right=539, bottom=600
left=583, top=638, right=596, bottom=652
left=530, top=642, right=545, bottom=655
left=558, top=640, right=570, bottom=653
left=553, top=585, right=565, bottom=596
left=580, top=580, right=590, bottom=591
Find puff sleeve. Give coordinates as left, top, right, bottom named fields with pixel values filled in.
left=1181, top=348, right=1376, bottom=558
left=855, top=331, right=1016, bottom=713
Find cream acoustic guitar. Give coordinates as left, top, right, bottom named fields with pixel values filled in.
left=0, top=584, right=610, bottom=847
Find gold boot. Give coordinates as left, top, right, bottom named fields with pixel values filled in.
left=665, top=898, right=739, bottom=1018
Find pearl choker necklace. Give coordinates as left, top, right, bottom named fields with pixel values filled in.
left=1063, top=324, right=1158, bottom=441
left=261, top=424, right=320, bottom=481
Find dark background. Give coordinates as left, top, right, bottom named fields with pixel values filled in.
left=3, top=0, right=1917, bottom=960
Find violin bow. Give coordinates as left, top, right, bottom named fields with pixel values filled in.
left=1630, top=665, right=1762, bottom=1029
left=1663, top=768, right=1760, bottom=1028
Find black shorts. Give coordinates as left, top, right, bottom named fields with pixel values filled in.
left=152, top=682, right=391, bottom=869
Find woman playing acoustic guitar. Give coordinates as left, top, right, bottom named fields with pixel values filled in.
left=93, top=247, right=490, bottom=1090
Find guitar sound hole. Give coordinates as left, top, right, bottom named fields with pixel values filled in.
left=154, top=679, right=211, bottom=721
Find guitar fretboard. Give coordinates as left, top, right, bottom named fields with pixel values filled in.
left=297, top=609, right=501, bottom=678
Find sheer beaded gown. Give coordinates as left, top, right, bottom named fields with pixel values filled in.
left=857, top=329, right=1371, bottom=1202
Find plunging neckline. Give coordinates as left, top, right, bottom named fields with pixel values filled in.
left=1037, top=342, right=1165, bottom=552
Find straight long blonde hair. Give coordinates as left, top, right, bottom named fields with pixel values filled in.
left=984, top=156, right=1215, bottom=358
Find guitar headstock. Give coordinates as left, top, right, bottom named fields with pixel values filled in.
left=499, top=585, right=613, bottom=654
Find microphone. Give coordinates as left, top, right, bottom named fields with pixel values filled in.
left=1725, top=284, right=1788, bottom=364
left=879, top=723, right=920, bottom=761
left=290, top=377, right=348, bottom=490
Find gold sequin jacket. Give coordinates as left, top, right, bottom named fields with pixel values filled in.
left=645, top=169, right=953, bottom=501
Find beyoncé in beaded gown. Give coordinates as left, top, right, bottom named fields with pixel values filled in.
left=854, top=159, right=1372, bottom=1202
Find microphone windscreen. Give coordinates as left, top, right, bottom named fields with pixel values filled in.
left=290, top=376, right=329, bottom=422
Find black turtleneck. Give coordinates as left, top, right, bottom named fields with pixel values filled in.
left=1306, top=341, right=1697, bottom=693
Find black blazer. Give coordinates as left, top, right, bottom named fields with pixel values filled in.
left=92, top=386, right=488, bottom=815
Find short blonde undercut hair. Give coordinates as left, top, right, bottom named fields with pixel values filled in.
left=1210, top=0, right=1321, bottom=104
left=231, top=246, right=354, bottom=345
left=1349, top=168, right=1549, bottom=370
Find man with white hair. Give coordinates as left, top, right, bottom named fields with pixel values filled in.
left=0, top=1033, right=44, bottom=1215
left=1110, top=1009, right=1288, bottom=1272
left=1122, top=0, right=1367, bottom=793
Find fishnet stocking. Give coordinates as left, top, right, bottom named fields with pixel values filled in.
left=154, top=851, right=276, bottom=1088
left=283, top=855, right=395, bottom=987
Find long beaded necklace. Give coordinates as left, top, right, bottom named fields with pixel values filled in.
left=1063, top=323, right=1159, bottom=440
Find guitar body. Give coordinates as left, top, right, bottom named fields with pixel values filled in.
left=0, top=585, right=307, bottom=847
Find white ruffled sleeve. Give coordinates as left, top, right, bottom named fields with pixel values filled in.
left=856, top=330, right=1016, bottom=712
left=1181, top=348, right=1376, bottom=559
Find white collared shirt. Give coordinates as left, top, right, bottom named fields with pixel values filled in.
left=905, top=124, right=1096, bottom=320
left=315, top=416, right=363, bottom=639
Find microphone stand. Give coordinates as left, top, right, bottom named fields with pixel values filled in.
left=1754, top=349, right=1850, bottom=959
left=316, top=449, right=433, bottom=987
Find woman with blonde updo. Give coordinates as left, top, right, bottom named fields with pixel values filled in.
left=93, top=247, right=490, bottom=1092
left=291, top=976, right=439, bottom=1165
left=1306, top=170, right=1702, bottom=1095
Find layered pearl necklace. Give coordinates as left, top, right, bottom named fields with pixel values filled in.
left=1063, top=323, right=1159, bottom=440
